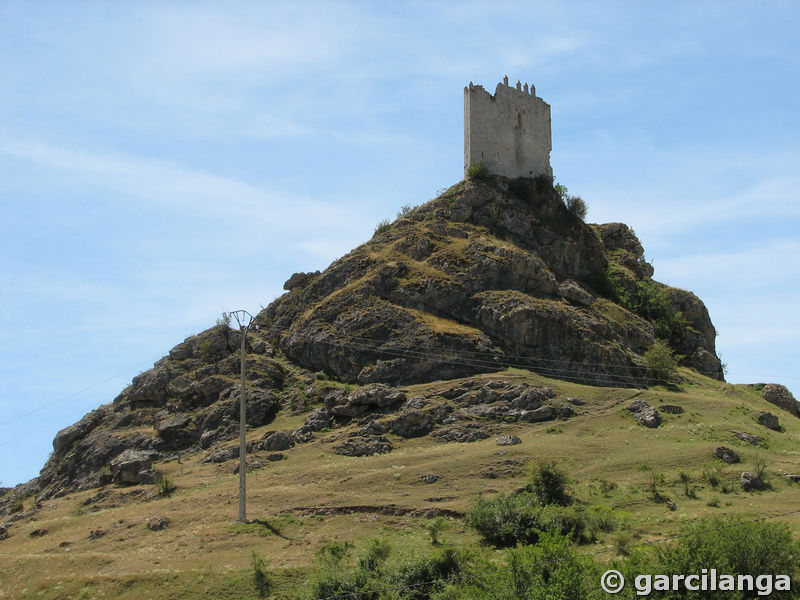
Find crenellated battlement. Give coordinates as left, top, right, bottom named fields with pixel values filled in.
left=464, top=76, right=552, bottom=179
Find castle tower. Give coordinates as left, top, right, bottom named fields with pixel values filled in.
left=464, top=78, right=552, bottom=179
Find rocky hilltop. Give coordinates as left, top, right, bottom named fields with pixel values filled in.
left=3, top=176, right=735, bottom=503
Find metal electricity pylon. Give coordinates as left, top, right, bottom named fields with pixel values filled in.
left=229, top=310, right=256, bottom=523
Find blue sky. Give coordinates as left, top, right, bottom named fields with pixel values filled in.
left=1, top=1, right=798, bottom=486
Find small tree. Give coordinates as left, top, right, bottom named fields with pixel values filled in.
left=565, top=195, right=587, bottom=220
left=528, top=460, right=571, bottom=506
left=425, top=516, right=449, bottom=545
left=644, top=340, right=679, bottom=383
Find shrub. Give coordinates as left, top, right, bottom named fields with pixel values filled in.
left=425, top=516, right=449, bottom=545
left=465, top=161, right=487, bottom=180
left=627, top=518, right=800, bottom=600
left=154, top=473, right=176, bottom=497
left=565, top=194, right=587, bottom=220
left=396, top=204, right=414, bottom=218
left=498, top=533, right=597, bottom=600
left=10, top=498, right=24, bottom=513
left=631, top=280, right=686, bottom=340
left=527, top=460, right=571, bottom=506
left=644, top=340, right=679, bottom=383
left=465, top=492, right=590, bottom=547
left=358, top=538, right=391, bottom=573
left=373, top=219, right=392, bottom=236
left=646, top=471, right=668, bottom=503
left=250, top=551, right=272, bottom=598
left=390, top=546, right=465, bottom=600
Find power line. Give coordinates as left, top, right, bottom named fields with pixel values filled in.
left=4, top=362, right=151, bottom=425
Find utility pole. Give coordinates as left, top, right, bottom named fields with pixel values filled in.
left=229, top=310, right=255, bottom=523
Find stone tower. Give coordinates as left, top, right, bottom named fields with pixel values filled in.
left=464, top=76, right=552, bottom=179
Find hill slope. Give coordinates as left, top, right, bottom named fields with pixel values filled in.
left=2, top=176, right=798, bottom=599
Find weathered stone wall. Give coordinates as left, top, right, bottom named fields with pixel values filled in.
left=464, top=77, right=552, bottom=179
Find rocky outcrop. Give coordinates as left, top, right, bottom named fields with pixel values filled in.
left=333, top=435, right=393, bottom=457
left=741, top=471, right=766, bottom=492
left=713, top=447, right=740, bottom=464
left=731, top=431, right=764, bottom=446
left=760, top=384, right=799, bottom=418
left=757, top=412, right=781, bottom=431
left=627, top=400, right=662, bottom=428
left=264, top=179, right=722, bottom=388
left=634, top=406, right=662, bottom=428
left=110, top=449, right=160, bottom=485
left=390, top=411, right=433, bottom=438
left=496, top=435, right=521, bottom=446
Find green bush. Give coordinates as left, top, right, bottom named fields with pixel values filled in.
left=430, top=533, right=599, bottom=600
left=390, top=546, right=465, bottom=600
left=527, top=460, right=571, bottom=506
left=466, top=161, right=487, bottom=180
left=465, top=492, right=591, bottom=547
left=301, top=540, right=467, bottom=600
left=624, top=518, right=800, bottom=599
left=425, top=516, right=449, bottom=545
left=358, top=538, right=391, bottom=573
left=644, top=340, right=679, bottom=383
left=565, top=195, right=587, bottom=220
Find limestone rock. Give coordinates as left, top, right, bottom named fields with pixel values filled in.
left=661, top=404, right=684, bottom=414
left=757, top=412, right=781, bottom=431
left=433, top=423, right=490, bottom=443
left=555, top=405, right=576, bottom=418
left=713, top=447, right=740, bottom=464
left=333, top=436, right=393, bottom=457
left=146, top=516, right=169, bottom=531
left=634, top=407, right=662, bottom=428
left=557, top=279, right=594, bottom=306
left=202, top=446, right=239, bottom=464
left=731, top=431, right=763, bottom=446
left=284, top=271, right=319, bottom=291
left=761, top=384, right=799, bottom=418
left=260, top=431, right=295, bottom=452
left=303, top=407, right=333, bottom=431
left=390, top=411, right=432, bottom=438
left=155, top=413, right=192, bottom=436
left=359, top=420, right=385, bottom=436
left=496, top=435, right=521, bottom=446
left=53, top=410, right=103, bottom=453
left=109, top=449, right=160, bottom=485
left=740, top=471, right=765, bottom=492
left=627, top=399, right=648, bottom=413
left=518, top=405, right=555, bottom=422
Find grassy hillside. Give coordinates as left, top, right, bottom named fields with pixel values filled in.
left=2, top=367, right=798, bottom=599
